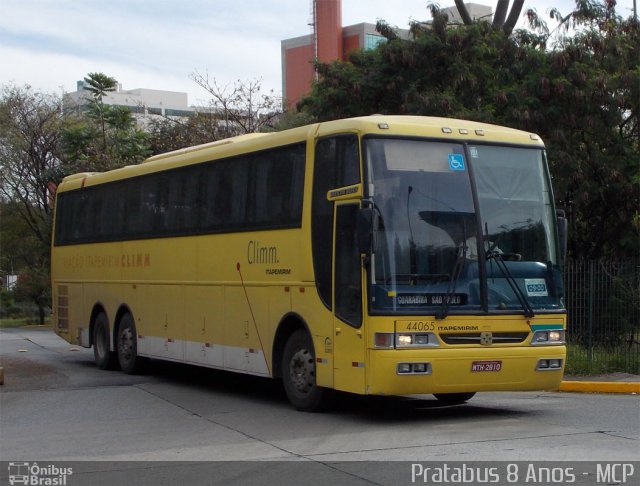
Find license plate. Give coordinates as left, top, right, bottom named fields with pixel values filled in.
left=471, top=360, right=502, bottom=372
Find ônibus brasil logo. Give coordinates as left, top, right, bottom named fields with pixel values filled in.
left=8, top=462, right=73, bottom=485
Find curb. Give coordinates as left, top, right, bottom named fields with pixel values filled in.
left=560, top=381, right=640, bottom=394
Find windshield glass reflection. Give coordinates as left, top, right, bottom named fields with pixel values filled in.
left=471, top=144, right=562, bottom=312
left=366, top=138, right=481, bottom=313
left=365, top=137, right=563, bottom=315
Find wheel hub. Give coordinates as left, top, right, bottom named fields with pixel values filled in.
left=119, top=328, right=134, bottom=361
left=289, top=348, right=314, bottom=394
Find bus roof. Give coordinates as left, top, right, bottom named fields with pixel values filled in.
left=57, top=115, right=544, bottom=192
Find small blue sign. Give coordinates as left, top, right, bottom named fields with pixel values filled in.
left=448, top=153, right=465, bottom=171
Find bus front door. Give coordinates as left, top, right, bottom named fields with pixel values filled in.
left=332, top=203, right=366, bottom=394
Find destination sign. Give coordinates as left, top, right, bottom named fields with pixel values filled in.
left=395, top=294, right=468, bottom=306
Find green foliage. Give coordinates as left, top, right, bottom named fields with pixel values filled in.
left=0, top=86, right=59, bottom=321
left=0, top=317, right=51, bottom=328
left=61, top=74, right=150, bottom=172
left=82, top=72, right=118, bottom=100
left=190, top=73, right=282, bottom=137
left=145, top=112, right=229, bottom=155
left=147, top=76, right=284, bottom=155
left=269, top=110, right=316, bottom=132
left=566, top=342, right=640, bottom=375
left=0, top=85, right=62, bottom=249
left=0, top=287, right=19, bottom=319
left=13, top=266, right=51, bottom=325
left=0, top=201, right=50, bottom=324
left=299, top=1, right=639, bottom=259
left=1, top=73, right=150, bottom=318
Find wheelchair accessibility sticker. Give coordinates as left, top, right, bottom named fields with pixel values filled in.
left=448, top=153, right=465, bottom=171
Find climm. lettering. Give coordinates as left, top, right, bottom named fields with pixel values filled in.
left=247, top=241, right=279, bottom=264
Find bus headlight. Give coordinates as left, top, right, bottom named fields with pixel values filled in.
left=374, top=332, right=440, bottom=348
left=397, top=334, right=414, bottom=346
left=549, top=331, right=563, bottom=342
left=395, top=333, right=439, bottom=348
left=531, top=330, right=565, bottom=345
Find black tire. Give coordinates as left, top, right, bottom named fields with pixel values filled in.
left=117, top=313, right=140, bottom=374
left=433, top=392, right=476, bottom=405
left=281, top=329, right=330, bottom=412
left=93, top=312, right=117, bottom=370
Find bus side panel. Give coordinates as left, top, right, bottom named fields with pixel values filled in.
left=268, top=285, right=293, bottom=373
left=138, top=284, right=185, bottom=362
left=184, top=286, right=224, bottom=367
left=291, top=288, right=334, bottom=389
left=223, top=287, right=270, bottom=376
left=54, top=282, right=86, bottom=346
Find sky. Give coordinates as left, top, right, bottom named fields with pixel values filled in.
left=0, top=0, right=636, bottom=106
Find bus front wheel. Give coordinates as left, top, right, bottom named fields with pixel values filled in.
left=117, top=313, right=140, bottom=374
left=281, top=330, right=329, bottom=412
left=93, top=312, right=117, bottom=370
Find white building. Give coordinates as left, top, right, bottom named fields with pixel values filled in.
left=442, top=3, right=493, bottom=23
left=65, top=81, right=195, bottom=119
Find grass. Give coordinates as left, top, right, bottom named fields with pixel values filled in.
left=565, top=343, right=640, bottom=375
left=0, top=317, right=51, bottom=328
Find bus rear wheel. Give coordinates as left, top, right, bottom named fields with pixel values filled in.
left=281, top=330, right=330, bottom=412
left=93, top=312, right=117, bottom=370
left=433, top=392, right=476, bottom=405
left=117, top=313, right=140, bottom=374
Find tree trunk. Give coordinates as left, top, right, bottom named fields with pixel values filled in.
left=454, top=0, right=474, bottom=24
left=503, top=0, right=525, bottom=35
left=492, top=0, right=509, bottom=29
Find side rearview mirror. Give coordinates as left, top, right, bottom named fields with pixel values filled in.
left=357, top=207, right=378, bottom=255
left=556, top=209, right=568, bottom=263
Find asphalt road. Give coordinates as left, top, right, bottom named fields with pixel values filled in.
left=1, top=327, right=638, bottom=485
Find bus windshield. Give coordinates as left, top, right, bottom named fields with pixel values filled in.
left=365, top=137, right=563, bottom=315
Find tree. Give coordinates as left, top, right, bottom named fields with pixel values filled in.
left=0, top=85, right=65, bottom=323
left=299, top=1, right=639, bottom=259
left=0, top=84, right=63, bottom=247
left=190, top=72, right=282, bottom=137
left=61, top=72, right=150, bottom=172
left=1, top=200, right=52, bottom=324
left=82, top=72, right=118, bottom=99
left=0, top=75, right=149, bottom=321
left=145, top=111, right=230, bottom=155
left=82, top=72, right=118, bottom=154
left=145, top=74, right=284, bottom=155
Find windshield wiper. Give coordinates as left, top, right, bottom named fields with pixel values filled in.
left=436, top=243, right=467, bottom=320
left=487, top=251, right=535, bottom=318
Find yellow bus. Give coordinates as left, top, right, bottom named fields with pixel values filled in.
left=51, top=116, right=567, bottom=411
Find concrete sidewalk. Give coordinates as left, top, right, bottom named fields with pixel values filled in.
left=560, top=373, right=640, bottom=394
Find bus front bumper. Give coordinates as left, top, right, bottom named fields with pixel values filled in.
left=365, top=346, right=566, bottom=396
